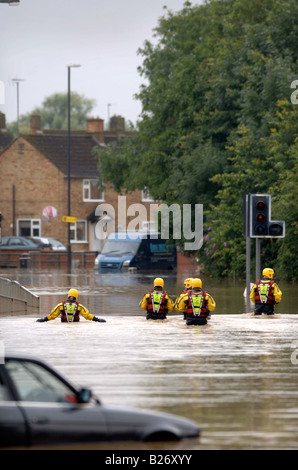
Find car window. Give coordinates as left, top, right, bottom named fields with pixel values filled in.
left=9, top=238, right=21, bottom=246
left=0, top=377, right=10, bottom=401
left=5, top=359, right=78, bottom=404
left=50, top=239, right=63, bottom=247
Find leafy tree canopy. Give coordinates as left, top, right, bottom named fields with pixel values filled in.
left=95, top=0, right=298, bottom=280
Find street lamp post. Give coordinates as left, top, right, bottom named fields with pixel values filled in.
left=67, top=64, right=81, bottom=273
left=12, top=78, right=24, bottom=153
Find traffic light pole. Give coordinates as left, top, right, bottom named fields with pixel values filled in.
left=246, top=234, right=251, bottom=313
left=244, top=193, right=285, bottom=312
left=255, top=238, right=261, bottom=280
left=244, top=195, right=251, bottom=313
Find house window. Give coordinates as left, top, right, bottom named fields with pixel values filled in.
left=83, top=179, right=104, bottom=202
left=142, top=187, right=155, bottom=202
left=17, top=219, right=41, bottom=237
left=70, top=220, right=87, bottom=243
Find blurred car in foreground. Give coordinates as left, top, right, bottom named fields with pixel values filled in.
left=0, top=353, right=200, bottom=448
left=0, top=236, right=40, bottom=250
left=31, top=236, right=66, bottom=251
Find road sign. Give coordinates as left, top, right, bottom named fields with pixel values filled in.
left=62, top=216, right=77, bottom=223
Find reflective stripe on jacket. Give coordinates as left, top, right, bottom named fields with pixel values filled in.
left=146, top=290, right=168, bottom=314
left=254, top=280, right=275, bottom=304
left=186, top=291, right=209, bottom=317
left=62, top=300, right=80, bottom=322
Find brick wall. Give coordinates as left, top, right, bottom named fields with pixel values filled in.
left=0, top=138, right=66, bottom=240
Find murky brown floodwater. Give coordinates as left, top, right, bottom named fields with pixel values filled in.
left=0, top=269, right=297, bottom=450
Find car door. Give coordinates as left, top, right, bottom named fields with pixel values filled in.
left=5, top=358, right=108, bottom=446
left=0, top=366, right=29, bottom=447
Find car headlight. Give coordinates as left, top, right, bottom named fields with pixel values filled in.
left=122, top=260, right=131, bottom=267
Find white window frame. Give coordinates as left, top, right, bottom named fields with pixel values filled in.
left=17, top=219, right=41, bottom=237
left=70, top=220, right=87, bottom=243
left=83, top=179, right=104, bottom=202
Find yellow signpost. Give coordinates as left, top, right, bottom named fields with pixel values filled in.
left=62, top=216, right=77, bottom=223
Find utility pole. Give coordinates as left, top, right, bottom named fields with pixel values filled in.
left=67, top=64, right=81, bottom=273
left=12, top=78, right=25, bottom=153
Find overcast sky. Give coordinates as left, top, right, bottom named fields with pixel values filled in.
left=0, top=0, right=202, bottom=127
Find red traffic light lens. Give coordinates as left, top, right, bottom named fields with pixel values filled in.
left=257, top=201, right=265, bottom=210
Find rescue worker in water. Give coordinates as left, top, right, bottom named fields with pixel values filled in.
left=174, top=278, right=193, bottom=319
left=250, top=268, right=282, bottom=315
left=139, top=277, right=174, bottom=320
left=36, top=289, right=106, bottom=323
left=175, top=278, right=216, bottom=325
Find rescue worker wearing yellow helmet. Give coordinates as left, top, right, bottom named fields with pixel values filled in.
left=174, top=278, right=193, bottom=319
left=250, top=268, right=282, bottom=315
left=36, top=289, right=106, bottom=323
left=139, top=277, right=174, bottom=320
left=175, top=278, right=216, bottom=325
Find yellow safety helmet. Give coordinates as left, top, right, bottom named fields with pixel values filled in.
left=154, top=277, right=164, bottom=289
left=262, top=268, right=274, bottom=279
left=67, top=288, right=79, bottom=300
left=192, top=278, right=202, bottom=289
left=184, top=278, right=193, bottom=290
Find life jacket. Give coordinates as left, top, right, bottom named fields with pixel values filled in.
left=254, top=279, right=275, bottom=304
left=146, top=290, right=168, bottom=314
left=61, top=300, right=80, bottom=322
left=186, top=291, right=209, bottom=318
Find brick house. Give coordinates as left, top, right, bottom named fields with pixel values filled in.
left=0, top=114, right=156, bottom=254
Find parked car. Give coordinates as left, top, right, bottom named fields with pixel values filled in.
left=31, top=237, right=66, bottom=251
left=0, top=353, right=200, bottom=448
left=0, top=236, right=40, bottom=250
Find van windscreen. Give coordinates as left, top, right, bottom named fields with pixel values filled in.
left=102, top=240, right=140, bottom=255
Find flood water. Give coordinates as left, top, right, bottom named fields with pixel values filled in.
left=0, top=269, right=298, bottom=450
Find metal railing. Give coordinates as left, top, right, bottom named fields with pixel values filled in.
left=0, top=276, right=40, bottom=316
left=0, top=251, right=97, bottom=270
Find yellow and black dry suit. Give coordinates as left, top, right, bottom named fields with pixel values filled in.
left=250, top=277, right=282, bottom=315
left=37, top=299, right=105, bottom=322
left=176, top=290, right=216, bottom=325
left=139, top=289, right=174, bottom=320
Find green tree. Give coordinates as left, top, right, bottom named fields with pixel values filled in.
left=200, top=101, right=298, bottom=280
left=7, top=92, right=96, bottom=136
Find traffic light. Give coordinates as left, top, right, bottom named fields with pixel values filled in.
left=249, top=194, right=285, bottom=238
left=250, top=195, right=269, bottom=236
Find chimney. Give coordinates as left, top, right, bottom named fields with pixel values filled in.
left=30, top=114, right=41, bottom=134
left=86, top=118, right=104, bottom=143
left=110, top=115, right=125, bottom=132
